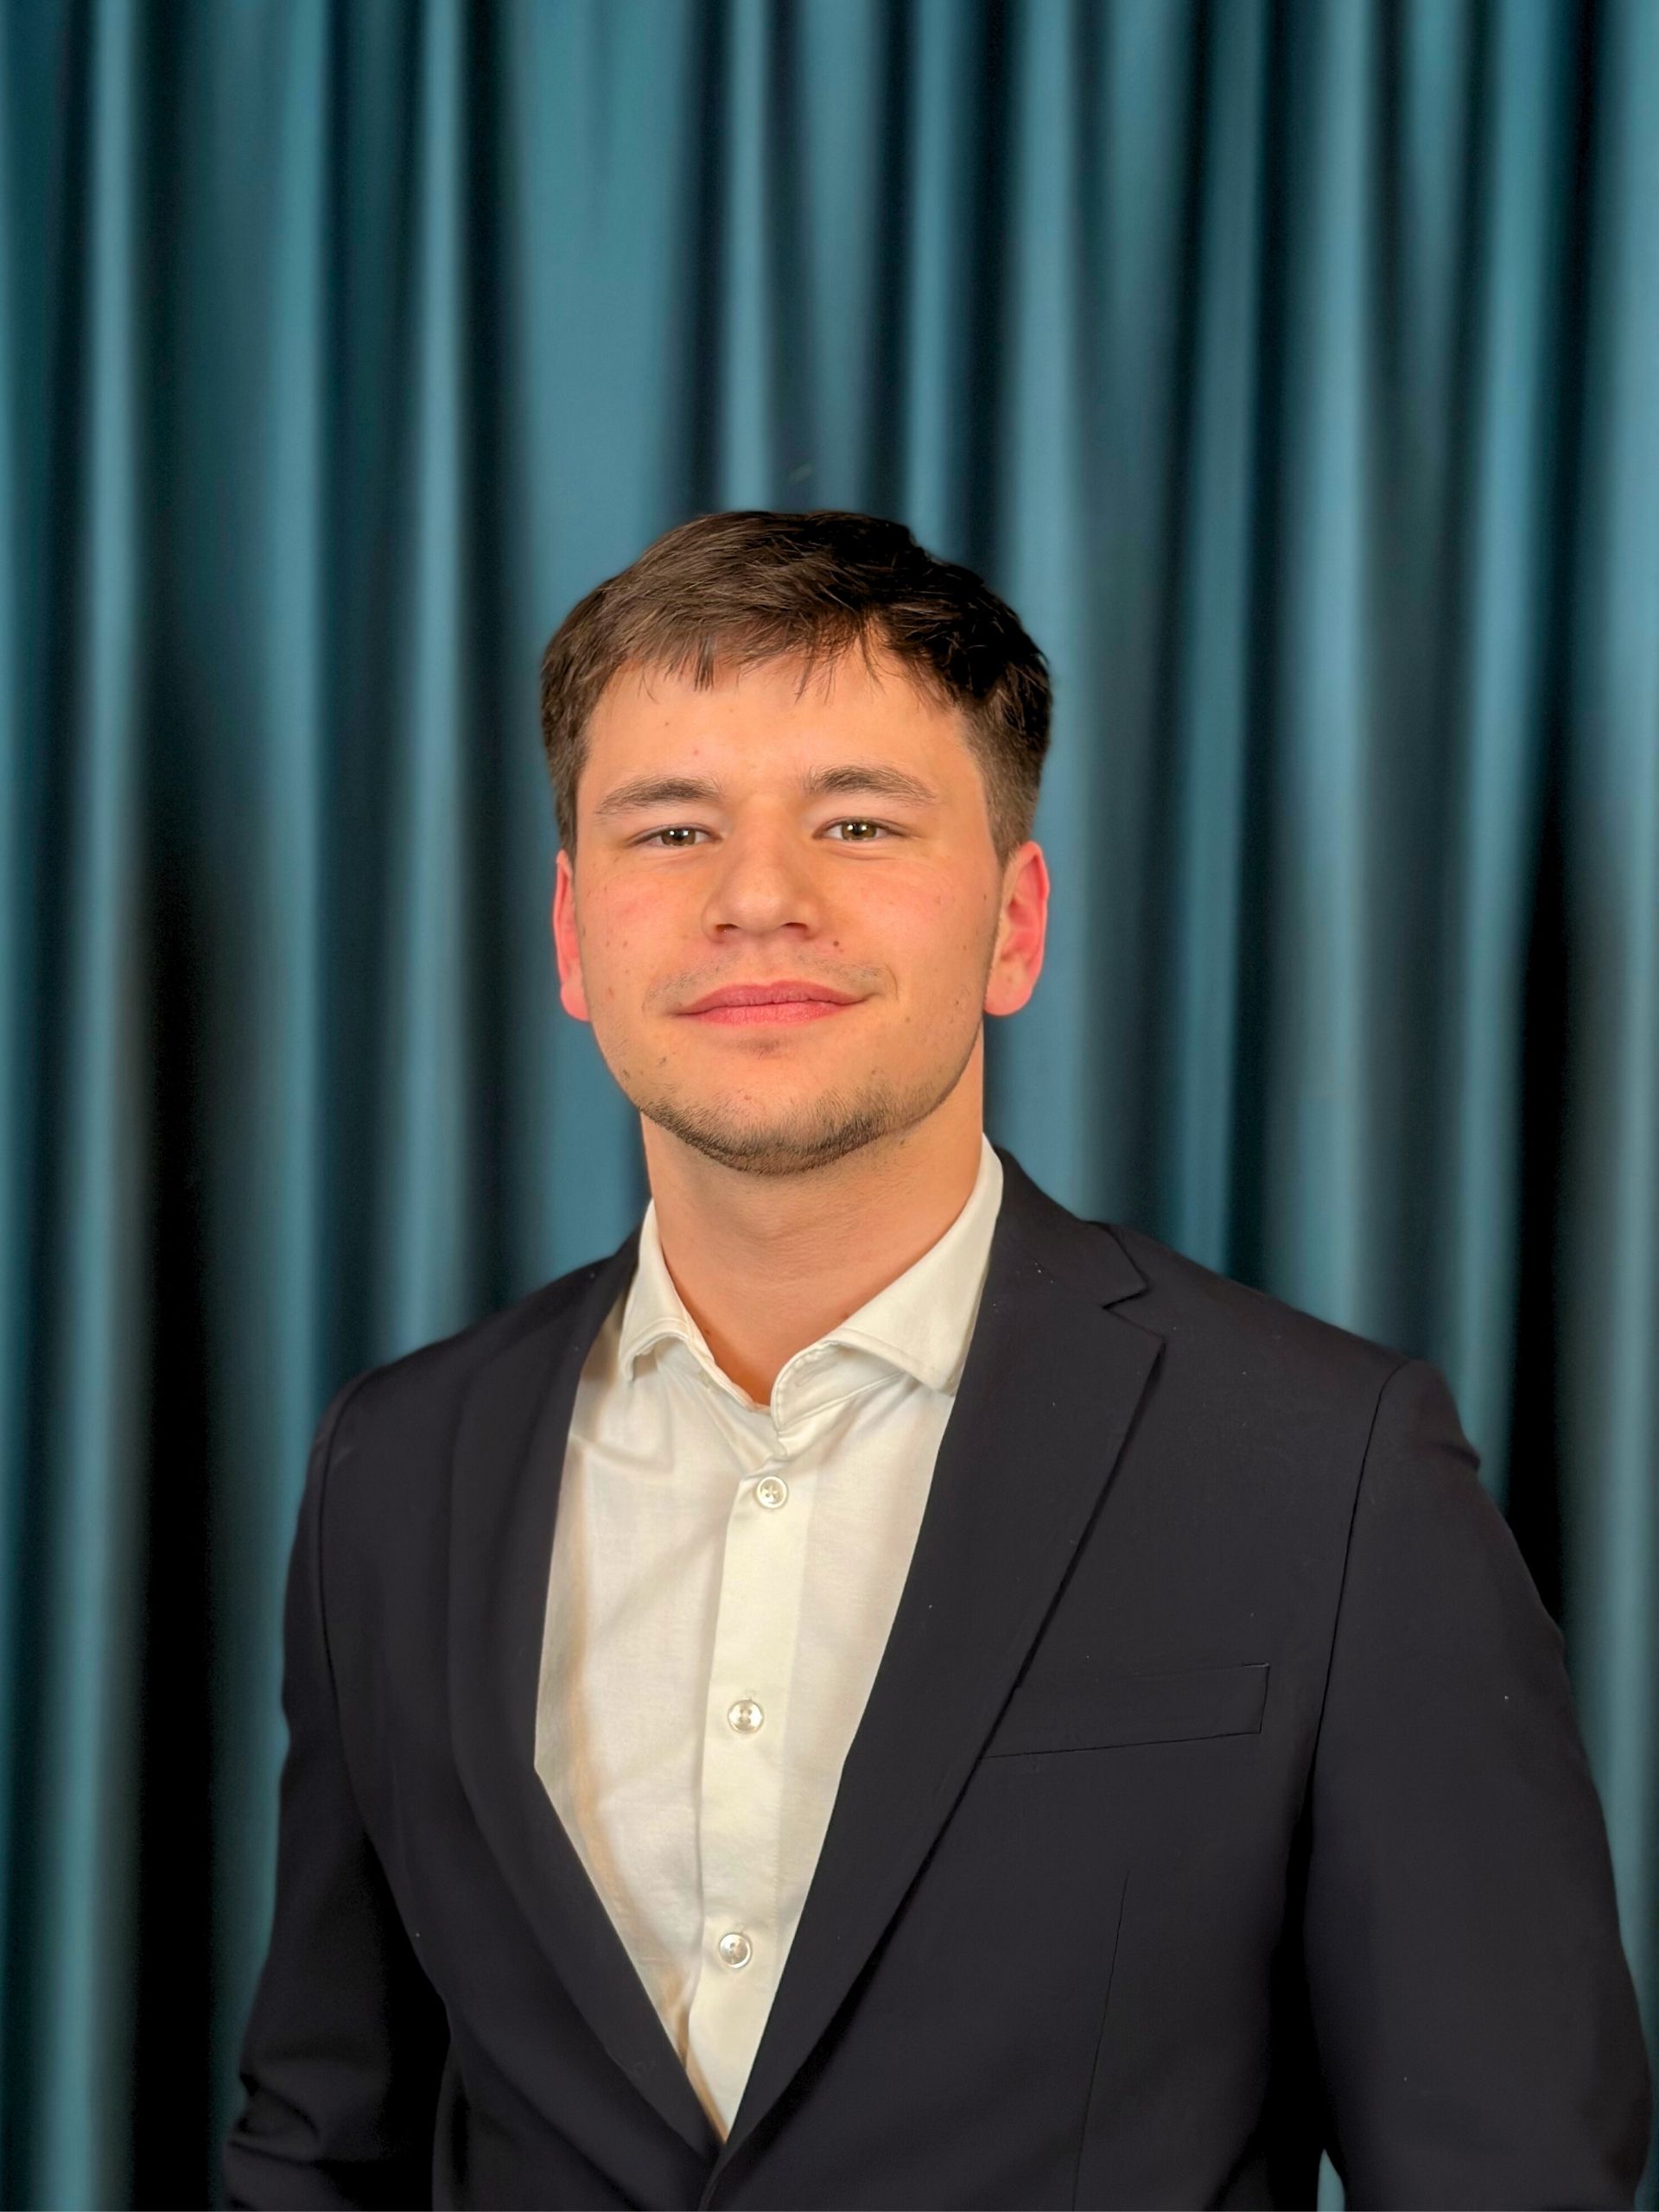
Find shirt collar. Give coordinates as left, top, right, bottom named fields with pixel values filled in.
left=618, top=1133, right=1005, bottom=1404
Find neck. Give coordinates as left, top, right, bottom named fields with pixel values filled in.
left=639, top=1084, right=986, bottom=1407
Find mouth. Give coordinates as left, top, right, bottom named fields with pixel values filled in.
left=679, top=998, right=861, bottom=1027
left=677, top=977, right=871, bottom=1026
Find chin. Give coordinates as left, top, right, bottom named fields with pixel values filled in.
left=638, top=1085, right=918, bottom=1177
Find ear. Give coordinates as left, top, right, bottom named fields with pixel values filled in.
left=984, top=841, right=1048, bottom=1018
left=551, top=848, right=591, bottom=1021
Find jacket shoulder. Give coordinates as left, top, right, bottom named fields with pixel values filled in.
left=1102, top=1219, right=1412, bottom=1400
left=319, top=1249, right=618, bottom=1454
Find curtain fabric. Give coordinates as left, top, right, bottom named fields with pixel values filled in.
left=2, top=2, right=1655, bottom=2204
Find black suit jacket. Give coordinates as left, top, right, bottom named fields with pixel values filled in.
left=225, top=1145, right=1651, bottom=2209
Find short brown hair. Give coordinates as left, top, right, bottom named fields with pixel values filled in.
left=538, top=510, right=1051, bottom=867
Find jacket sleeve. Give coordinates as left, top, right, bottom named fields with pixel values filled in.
left=1303, top=1356, right=1652, bottom=2208
left=222, top=1376, right=451, bottom=2210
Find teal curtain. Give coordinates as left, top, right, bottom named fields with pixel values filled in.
left=3, top=2, right=1656, bottom=2205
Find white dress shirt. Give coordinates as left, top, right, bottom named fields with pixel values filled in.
left=534, top=1134, right=1005, bottom=2139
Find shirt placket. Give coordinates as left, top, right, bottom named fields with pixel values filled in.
left=683, top=1389, right=820, bottom=2132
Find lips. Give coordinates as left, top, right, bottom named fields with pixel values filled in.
left=677, top=981, right=864, bottom=1027
left=679, top=982, right=862, bottom=1014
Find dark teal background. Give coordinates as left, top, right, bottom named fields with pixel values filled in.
left=2, top=2, right=1656, bottom=2205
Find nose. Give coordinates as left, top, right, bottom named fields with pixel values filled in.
left=700, top=812, right=827, bottom=938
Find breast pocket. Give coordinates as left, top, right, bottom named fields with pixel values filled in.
left=981, top=1659, right=1270, bottom=1758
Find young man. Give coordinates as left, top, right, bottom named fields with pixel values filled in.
left=226, top=512, right=1650, bottom=2209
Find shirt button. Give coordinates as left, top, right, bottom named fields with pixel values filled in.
left=755, top=1475, right=788, bottom=1510
left=727, top=1697, right=764, bottom=1733
left=717, top=1930, right=753, bottom=1970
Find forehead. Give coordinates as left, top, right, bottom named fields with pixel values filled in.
left=586, top=645, right=971, bottom=766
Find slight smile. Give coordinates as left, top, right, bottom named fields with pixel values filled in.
left=677, top=981, right=866, bottom=1027
left=682, top=1000, right=856, bottom=1027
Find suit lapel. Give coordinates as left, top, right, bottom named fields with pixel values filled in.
left=702, top=1147, right=1160, bottom=2189
left=448, top=1236, right=722, bottom=2161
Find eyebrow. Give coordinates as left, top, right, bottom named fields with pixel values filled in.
left=590, top=762, right=944, bottom=821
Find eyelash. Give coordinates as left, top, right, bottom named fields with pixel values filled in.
left=634, top=820, right=897, bottom=849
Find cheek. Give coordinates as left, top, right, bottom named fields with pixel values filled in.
left=855, top=872, right=955, bottom=935
left=583, top=880, right=678, bottom=962
left=896, top=883, right=986, bottom=960
left=865, top=888, right=989, bottom=1008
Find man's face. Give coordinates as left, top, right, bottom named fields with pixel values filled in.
left=551, top=645, right=1048, bottom=1178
